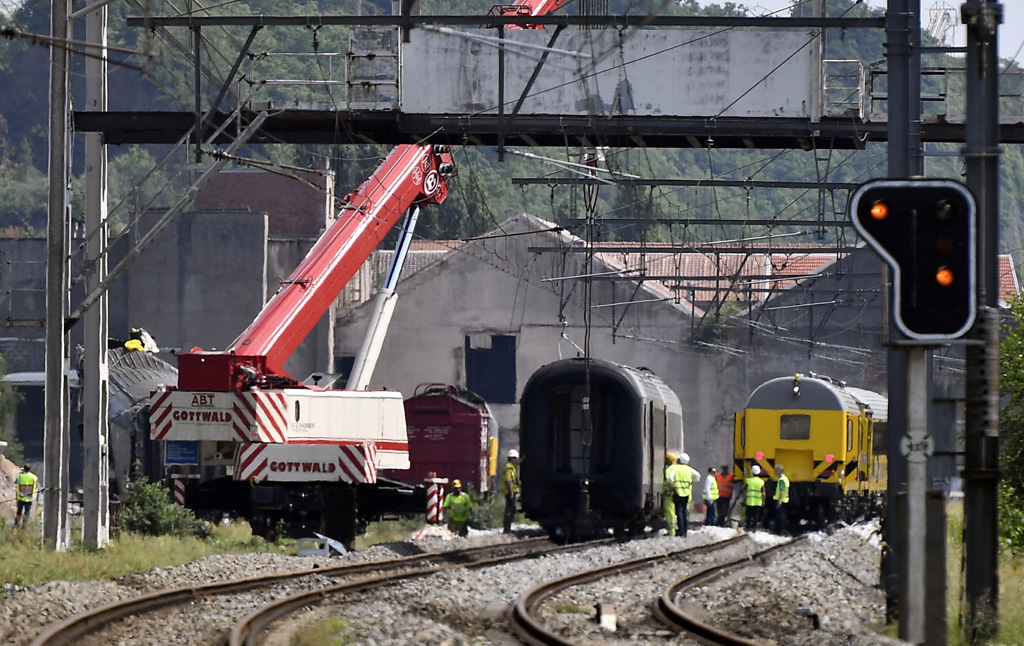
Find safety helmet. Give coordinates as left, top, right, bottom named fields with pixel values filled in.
left=508, top=449, right=520, bottom=459
left=666, top=452, right=677, bottom=464
left=452, top=479, right=462, bottom=488
left=751, top=465, right=761, bottom=475
left=679, top=452, right=690, bottom=465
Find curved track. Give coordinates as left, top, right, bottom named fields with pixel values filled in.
left=227, top=537, right=617, bottom=646
left=30, top=537, right=559, bottom=646
left=507, top=535, right=749, bottom=646
left=651, top=535, right=809, bottom=645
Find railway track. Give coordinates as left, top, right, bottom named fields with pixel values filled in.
left=226, top=536, right=622, bottom=646
left=27, top=536, right=599, bottom=646
left=652, top=535, right=809, bottom=645
left=508, top=534, right=752, bottom=645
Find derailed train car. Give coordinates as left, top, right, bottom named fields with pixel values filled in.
left=734, top=373, right=887, bottom=527
left=520, top=358, right=683, bottom=542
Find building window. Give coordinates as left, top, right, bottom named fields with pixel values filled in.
left=465, top=334, right=516, bottom=403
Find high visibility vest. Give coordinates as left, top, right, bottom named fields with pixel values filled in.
left=663, top=465, right=677, bottom=494
left=501, top=461, right=520, bottom=495
left=443, top=492, right=473, bottom=521
left=706, top=475, right=719, bottom=502
left=716, top=472, right=734, bottom=498
left=745, top=476, right=763, bottom=507
left=674, top=465, right=697, bottom=498
left=773, top=474, right=790, bottom=504
left=16, top=472, right=38, bottom=503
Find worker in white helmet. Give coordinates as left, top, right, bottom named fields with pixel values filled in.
left=502, top=449, right=521, bottom=534
left=672, top=453, right=702, bottom=537
left=744, top=465, right=766, bottom=531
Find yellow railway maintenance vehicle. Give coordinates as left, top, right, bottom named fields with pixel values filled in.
left=734, top=373, right=887, bottom=528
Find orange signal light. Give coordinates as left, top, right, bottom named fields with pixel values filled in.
left=869, top=201, right=890, bottom=220
left=936, top=267, right=955, bottom=287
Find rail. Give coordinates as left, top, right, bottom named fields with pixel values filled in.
left=507, top=535, right=748, bottom=646
left=651, top=535, right=809, bottom=645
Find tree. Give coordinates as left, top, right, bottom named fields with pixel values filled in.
left=999, top=294, right=1024, bottom=553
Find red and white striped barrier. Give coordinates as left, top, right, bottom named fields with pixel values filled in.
left=172, top=475, right=186, bottom=507
left=424, top=473, right=448, bottom=524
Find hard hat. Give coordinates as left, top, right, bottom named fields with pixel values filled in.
left=452, top=479, right=462, bottom=488
left=124, top=339, right=144, bottom=352
left=508, top=449, right=519, bottom=459
left=666, top=452, right=677, bottom=463
left=752, top=465, right=761, bottom=475
left=679, top=452, right=690, bottom=464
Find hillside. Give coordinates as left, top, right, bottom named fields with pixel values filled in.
left=0, top=0, right=1022, bottom=271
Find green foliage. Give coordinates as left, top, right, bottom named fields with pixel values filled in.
left=291, top=616, right=354, bottom=646
left=0, top=520, right=289, bottom=587
left=118, top=475, right=197, bottom=537
left=1000, top=295, right=1024, bottom=493
left=469, top=490, right=526, bottom=529
left=1000, top=294, right=1024, bottom=554
left=998, top=482, right=1024, bottom=556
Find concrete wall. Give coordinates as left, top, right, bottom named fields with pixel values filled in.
left=402, top=29, right=816, bottom=118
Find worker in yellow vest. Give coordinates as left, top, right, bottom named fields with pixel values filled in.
left=773, top=464, right=790, bottom=536
left=663, top=453, right=678, bottom=536
left=703, top=467, right=719, bottom=527
left=673, top=453, right=701, bottom=537
left=744, top=465, right=765, bottom=531
left=442, top=479, right=473, bottom=537
left=15, top=463, right=38, bottom=528
left=501, top=449, right=520, bottom=534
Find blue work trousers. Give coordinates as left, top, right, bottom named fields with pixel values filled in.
left=674, top=494, right=690, bottom=536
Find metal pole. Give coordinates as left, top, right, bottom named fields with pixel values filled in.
left=961, top=0, right=1001, bottom=641
left=884, top=0, right=915, bottom=626
left=905, top=346, right=931, bottom=644
left=82, top=0, right=110, bottom=549
left=44, top=0, right=71, bottom=549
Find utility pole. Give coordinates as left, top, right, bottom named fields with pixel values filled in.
left=961, top=0, right=1002, bottom=640
left=882, top=0, right=923, bottom=634
left=44, top=0, right=72, bottom=549
left=82, top=0, right=111, bottom=549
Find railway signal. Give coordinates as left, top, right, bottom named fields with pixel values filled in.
left=849, top=178, right=977, bottom=341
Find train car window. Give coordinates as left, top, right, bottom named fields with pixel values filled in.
left=847, top=419, right=854, bottom=452
left=873, top=420, right=887, bottom=454
left=779, top=414, right=810, bottom=440
left=739, top=415, right=746, bottom=449
left=549, top=384, right=613, bottom=475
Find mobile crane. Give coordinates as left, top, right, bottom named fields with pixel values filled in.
left=149, top=144, right=456, bottom=542
left=148, top=0, right=568, bottom=544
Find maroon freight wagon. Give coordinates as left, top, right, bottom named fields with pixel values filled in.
left=382, top=384, right=497, bottom=494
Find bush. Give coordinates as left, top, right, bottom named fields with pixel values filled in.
left=118, top=476, right=196, bottom=537
left=999, top=482, right=1024, bottom=556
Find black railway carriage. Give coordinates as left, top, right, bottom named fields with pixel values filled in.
left=520, top=358, right=684, bottom=542
left=734, top=373, right=887, bottom=527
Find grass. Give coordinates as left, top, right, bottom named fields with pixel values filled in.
left=0, top=519, right=292, bottom=588
left=291, top=616, right=354, bottom=646
left=0, top=489, right=527, bottom=590
left=946, top=502, right=1024, bottom=646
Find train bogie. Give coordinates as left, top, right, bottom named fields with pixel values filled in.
left=520, top=358, right=683, bottom=542
left=735, top=373, right=887, bottom=529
